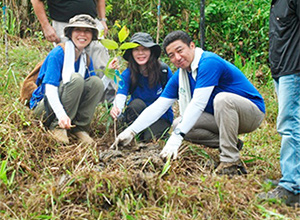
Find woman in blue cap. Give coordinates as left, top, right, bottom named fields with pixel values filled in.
left=110, top=32, right=173, bottom=142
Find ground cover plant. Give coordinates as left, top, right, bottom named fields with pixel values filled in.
left=1, top=0, right=300, bottom=219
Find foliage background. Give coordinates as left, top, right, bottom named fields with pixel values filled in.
left=2, top=0, right=270, bottom=68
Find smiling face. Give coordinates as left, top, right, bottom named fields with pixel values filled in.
left=71, top=27, right=93, bottom=51
left=166, top=40, right=195, bottom=71
left=132, top=46, right=151, bottom=67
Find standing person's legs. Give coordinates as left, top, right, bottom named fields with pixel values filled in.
left=275, top=74, right=300, bottom=194
left=86, top=19, right=116, bottom=103
left=214, top=92, right=265, bottom=163
left=52, top=20, right=68, bottom=44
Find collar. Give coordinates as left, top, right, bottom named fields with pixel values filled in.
left=190, top=47, right=204, bottom=79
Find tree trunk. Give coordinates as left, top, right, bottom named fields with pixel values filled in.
left=19, top=0, right=29, bottom=37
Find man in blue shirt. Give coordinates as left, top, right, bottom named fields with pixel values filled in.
left=112, top=30, right=265, bottom=176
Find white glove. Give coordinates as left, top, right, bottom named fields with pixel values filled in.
left=160, top=133, right=183, bottom=159
left=110, top=128, right=135, bottom=149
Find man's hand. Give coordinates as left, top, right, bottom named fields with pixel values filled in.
left=110, top=128, right=135, bottom=149
left=160, top=133, right=183, bottom=159
left=101, top=20, right=108, bottom=36
left=43, top=24, right=60, bottom=43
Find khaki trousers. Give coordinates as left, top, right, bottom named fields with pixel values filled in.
left=173, top=92, right=265, bottom=162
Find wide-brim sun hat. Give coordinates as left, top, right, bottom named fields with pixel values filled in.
left=123, top=32, right=161, bottom=61
left=64, top=14, right=99, bottom=40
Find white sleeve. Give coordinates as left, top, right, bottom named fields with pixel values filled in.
left=113, top=94, right=127, bottom=112
left=45, top=84, right=67, bottom=120
left=176, top=86, right=214, bottom=134
left=129, top=97, right=175, bottom=134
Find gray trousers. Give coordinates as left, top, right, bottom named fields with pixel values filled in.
left=35, top=74, right=104, bottom=132
left=52, top=20, right=116, bottom=103
left=173, top=92, right=265, bottom=162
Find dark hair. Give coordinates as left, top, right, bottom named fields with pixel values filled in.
left=162, top=30, right=193, bottom=54
left=127, top=48, right=162, bottom=94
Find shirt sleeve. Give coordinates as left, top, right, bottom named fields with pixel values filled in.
left=195, top=57, right=223, bottom=89
left=116, top=68, right=131, bottom=96
left=113, top=93, right=127, bottom=112
left=42, top=47, right=64, bottom=87
left=45, top=84, right=67, bottom=120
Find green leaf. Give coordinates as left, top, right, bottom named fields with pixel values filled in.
left=159, top=156, right=171, bottom=178
left=118, top=26, right=129, bottom=43
left=100, top=39, right=119, bottom=50
left=0, top=160, right=8, bottom=185
left=119, top=42, right=139, bottom=50
left=104, top=68, right=117, bottom=80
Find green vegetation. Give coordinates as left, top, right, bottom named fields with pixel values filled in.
left=0, top=0, right=299, bottom=219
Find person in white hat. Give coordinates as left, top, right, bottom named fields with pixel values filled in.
left=30, top=14, right=104, bottom=145
left=31, top=0, right=116, bottom=103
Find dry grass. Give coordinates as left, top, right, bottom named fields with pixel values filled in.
left=0, top=36, right=299, bottom=219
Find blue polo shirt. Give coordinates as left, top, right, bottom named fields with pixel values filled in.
left=161, top=51, right=265, bottom=114
left=117, top=66, right=174, bottom=123
left=30, top=45, right=95, bottom=109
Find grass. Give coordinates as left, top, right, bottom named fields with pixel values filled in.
left=0, top=35, right=299, bottom=219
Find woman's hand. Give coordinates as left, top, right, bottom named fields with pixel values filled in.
left=110, top=106, right=121, bottom=120
left=58, top=115, right=72, bottom=129
left=108, top=57, right=120, bottom=69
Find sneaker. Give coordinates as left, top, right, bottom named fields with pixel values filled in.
left=74, top=131, right=95, bottom=145
left=49, top=128, right=69, bottom=144
left=258, top=186, right=300, bottom=207
left=215, top=160, right=247, bottom=176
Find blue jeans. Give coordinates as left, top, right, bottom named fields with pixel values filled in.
left=274, top=73, right=300, bottom=194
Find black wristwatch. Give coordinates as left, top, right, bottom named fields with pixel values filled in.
left=173, top=128, right=185, bottom=138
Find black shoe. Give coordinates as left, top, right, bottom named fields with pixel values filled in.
left=258, top=186, right=300, bottom=207
left=237, top=139, right=244, bottom=151
left=215, top=160, right=247, bottom=176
